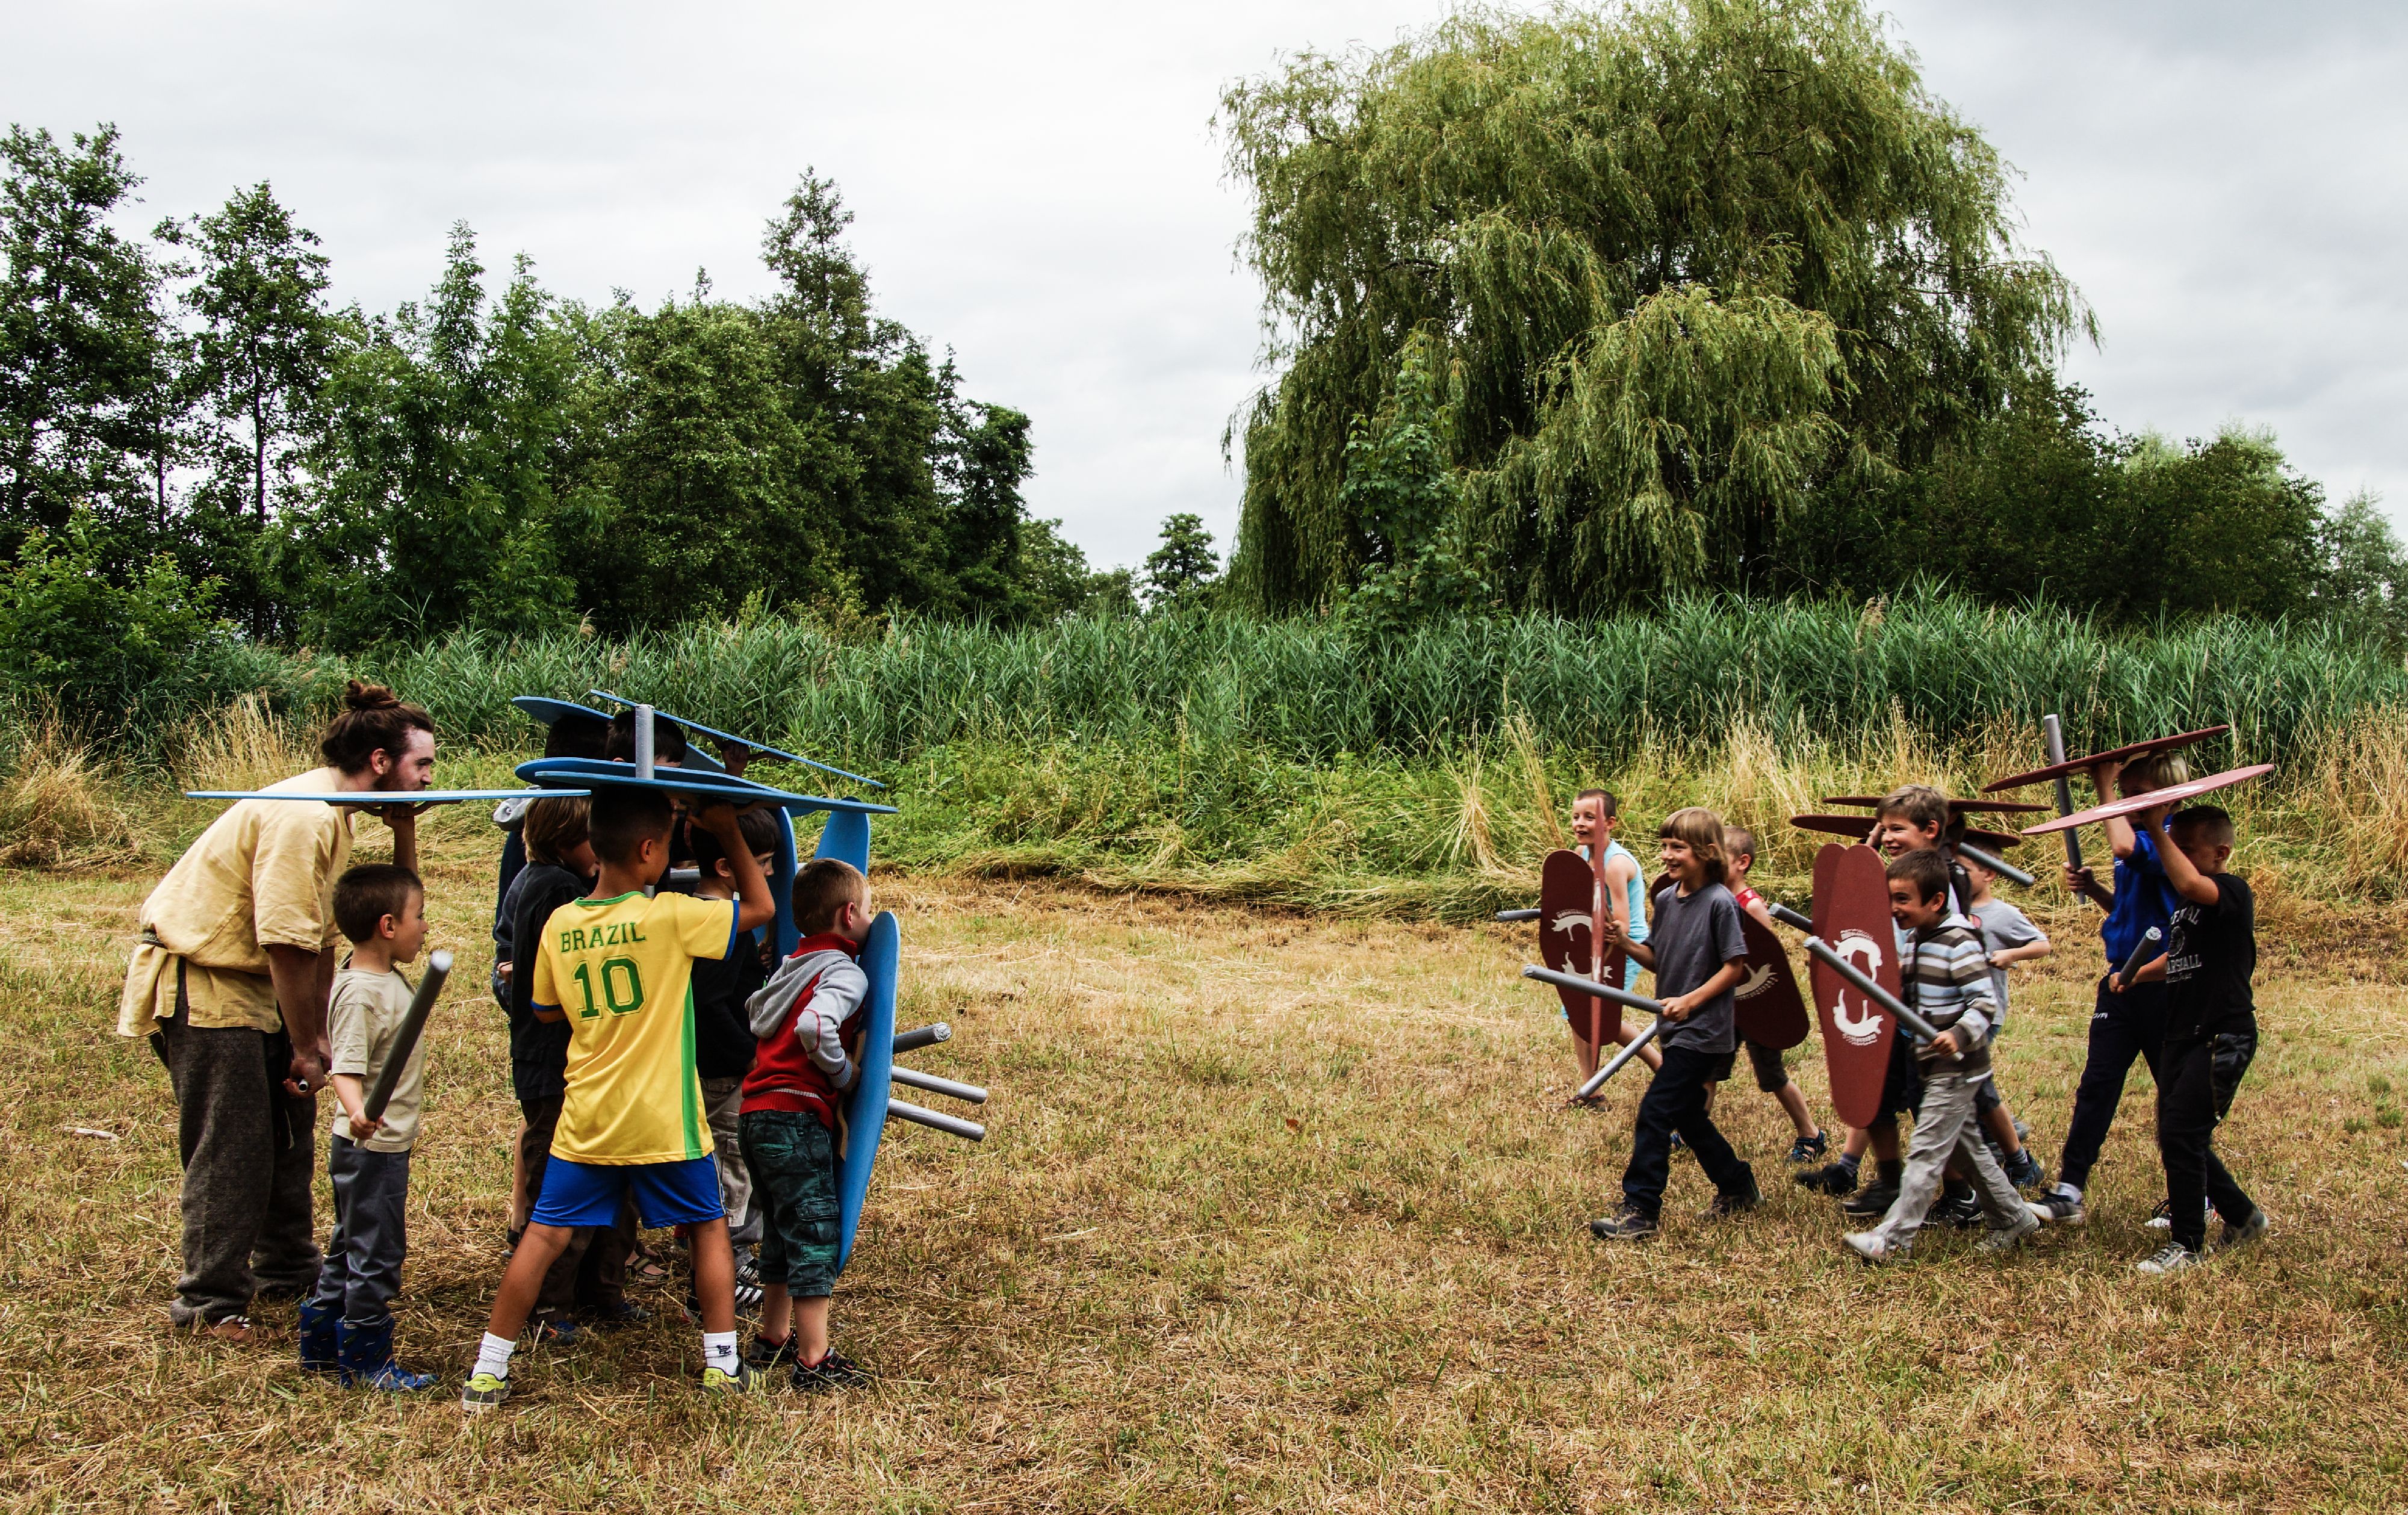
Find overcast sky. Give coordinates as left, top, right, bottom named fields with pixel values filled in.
left=7, top=2, right=2403, bottom=570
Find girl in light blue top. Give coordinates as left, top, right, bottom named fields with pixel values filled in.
left=1571, top=789, right=1663, bottom=1094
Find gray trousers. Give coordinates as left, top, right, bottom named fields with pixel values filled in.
left=1868, top=1067, right=2026, bottom=1251
left=701, top=1076, right=762, bottom=1254
left=151, top=994, right=320, bottom=1325
left=309, top=1136, right=409, bottom=1324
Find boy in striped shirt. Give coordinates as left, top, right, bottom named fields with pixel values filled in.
left=1842, top=849, right=2040, bottom=1263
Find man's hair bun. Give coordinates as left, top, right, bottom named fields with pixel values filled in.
left=321, top=682, right=434, bottom=775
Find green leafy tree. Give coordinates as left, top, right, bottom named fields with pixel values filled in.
left=1332, top=337, right=1492, bottom=635
left=155, top=182, right=335, bottom=631
left=0, top=124, right=173, bottom=563
left=285, top=227, right=585, bottom=643
left=934, top=359, right=1039, bottom=618
left=1220, top=1, right=2085, bottom=611
left=2315, top=491, right=2408, bottom=644
left=1142, top=512, right=1220, bottom=611
left=575, top=285, right=838, bottom=629
left=0, top=510, right=223, bottom=724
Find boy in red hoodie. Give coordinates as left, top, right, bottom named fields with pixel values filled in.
left=737, top=858, right=874, bottom=1389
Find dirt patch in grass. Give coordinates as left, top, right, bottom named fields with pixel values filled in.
left=0, top=839, right=2404, bottom=1511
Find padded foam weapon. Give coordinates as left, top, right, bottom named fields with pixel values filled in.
left=2113, top=926, right=2164, bottom=990
left=363, top=949, right=452, bottom=1122
left=1955, top=840, right=2036, bottom=889
left=1522, top=965, right=1668, bottom=1097
left=2041, top=714, right=2085, bottom=875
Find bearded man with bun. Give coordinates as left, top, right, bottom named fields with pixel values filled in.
left=119, top=681, right=437, bottom=1340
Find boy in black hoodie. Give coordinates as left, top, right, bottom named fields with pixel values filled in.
left=690, top=808, right=782, bottom=1303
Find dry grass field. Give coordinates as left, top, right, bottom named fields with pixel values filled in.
left=0, top=803, right=2405, bottom=1513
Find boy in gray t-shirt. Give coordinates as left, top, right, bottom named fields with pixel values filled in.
left=1964, top=857, right=2052, bottom=1189
left=299, top=864, right=438, bottom=1393
left=1590, top=808, right=1760, bottom=1242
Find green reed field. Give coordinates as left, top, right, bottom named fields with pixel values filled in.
left=8, top=593, right=2408, bottom=917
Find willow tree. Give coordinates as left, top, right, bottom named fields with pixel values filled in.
left=1220, top=0, right=2088, bottom=611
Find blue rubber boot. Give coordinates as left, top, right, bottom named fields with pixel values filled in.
left=337, top=1316, right=436, bottom=1393
left=296, top=1301, right=341, bottom=1375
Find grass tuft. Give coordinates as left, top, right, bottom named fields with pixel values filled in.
left=0, top=710, right=148, bottom=870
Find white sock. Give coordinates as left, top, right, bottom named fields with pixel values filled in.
left=702, top=1330, right=738, bottom=1375
left=474, top=1331, right=516, bottom=1381
left=2058, top=1182, right=2084, bottom=1202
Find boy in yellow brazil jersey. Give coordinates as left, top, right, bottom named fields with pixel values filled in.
left=462, top=787, right=775, bottom=1412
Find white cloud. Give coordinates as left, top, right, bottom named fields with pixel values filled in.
left=7, top=1, right=2401, bottom=569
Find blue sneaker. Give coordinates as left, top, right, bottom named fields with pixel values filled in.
left=337, top=1318, right=437, bottom=1393
left=297, top=1301, right=341, bottom=1376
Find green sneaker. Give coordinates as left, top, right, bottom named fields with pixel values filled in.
left=701, top=1359, right=763, bottom=1395
left=460, top=1371, right=510, bottom=1414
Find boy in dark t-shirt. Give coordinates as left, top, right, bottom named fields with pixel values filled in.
left=1589, top=807, right=1760, bottom=1241
left=689, top=807, right=781, bottom=1296
left=2126, top=803, right=2267, bottom=1274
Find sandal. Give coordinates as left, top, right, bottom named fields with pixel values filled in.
left=628, top=1254, right=674, bottom=1289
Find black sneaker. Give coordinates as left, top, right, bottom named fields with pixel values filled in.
left=745, top=1331, right=800, bottom=1371
left=1932, top=1193, right=1985, bottom=1230
left=1589, top=1205, right=1659, bottom=1241
left=731, top=1275, right=765, bottom=1313
left=1703, top=1178, right=1761, bottom=1219
left=791, top=1349, right=868, bottom=1393
left=2028, top=1188, right=2085, bottom=1225
left=1786, top=1132, right=1829, bottom=1165
left=1795, top=1160, right=1859, bottom=1196
left=1840, top=1181, right=1899, bottom=1217
left=2003, top=1148, right=2046, bottom=1191
left=2144, top=1198, right=2174, bottom=1230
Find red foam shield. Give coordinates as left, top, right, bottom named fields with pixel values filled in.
left=1538, top=849, right=1623, bottom=1046
left=1983, top=725, right=2230, bottom=793
left=1809, top=843, right=1901, bottom=1129
left=1734, top=911, right=1810, bottom=1051
left=2019, top=763, right=2274, bottom=835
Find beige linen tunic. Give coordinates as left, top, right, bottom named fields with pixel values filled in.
left=117, top=768, right=355, bottom=1036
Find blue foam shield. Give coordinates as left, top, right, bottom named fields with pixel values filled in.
left=836, top=909, right=899, bottom=1275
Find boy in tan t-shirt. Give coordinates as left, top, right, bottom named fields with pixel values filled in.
left=297, top=864, right=438, bottom=1392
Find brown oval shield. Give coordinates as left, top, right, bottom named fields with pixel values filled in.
left=1808, top=843, right=1901, bottom=1129
left=1733, top=911, right=1810, bottom=1050
left=1539, top=848, right=1622, bottom=1046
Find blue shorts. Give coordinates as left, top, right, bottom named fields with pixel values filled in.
left=529, top=1154, right=724, bottom=1229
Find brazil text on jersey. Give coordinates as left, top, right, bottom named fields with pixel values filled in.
left=558, top=921, right=651, bottom=953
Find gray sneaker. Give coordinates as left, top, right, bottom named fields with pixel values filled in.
left=2135, top=1242, right=2202, bottom=1275
left=2027, top=1188, right=2085, bottom=1225
left=1976, top=1210, right=2041, bottom=1254
left=1842, top=1231, right=1905, bottom=1265
left=2217, top=1207, right=2271, bottom=1250
left=460, top=1371, right=510, bottom=1414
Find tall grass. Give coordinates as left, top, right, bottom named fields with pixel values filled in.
left=13, top=592, right=2408, bottom=910
left=362, top=592, right=2408, bottom=775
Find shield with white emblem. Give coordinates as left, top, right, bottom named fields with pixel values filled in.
left=1733, top=911, right=1809, bottom=1050
left=1538, top=848, right=1624, bottom=1047
left=1808, top=842, right=1899, bottom=1127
